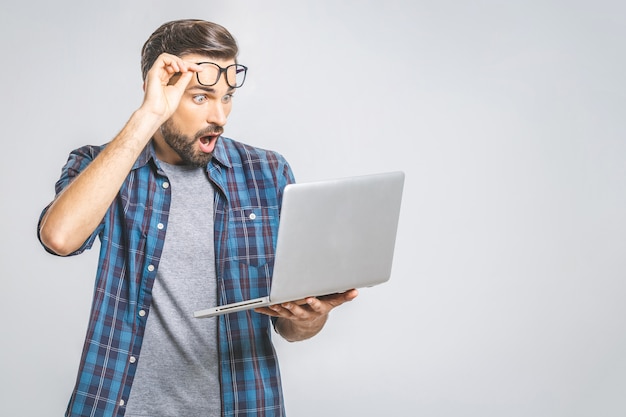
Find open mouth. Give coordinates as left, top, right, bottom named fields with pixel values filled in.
left=198, top=135, right=218, bottom=153
left=196, top=126, right=223, bottom=153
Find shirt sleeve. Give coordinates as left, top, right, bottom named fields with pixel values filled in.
left=272, top=152, right=296, bottom=329
left=277, top=153, right=296, bottom=207
left=37, top=145, right=105, bottom=256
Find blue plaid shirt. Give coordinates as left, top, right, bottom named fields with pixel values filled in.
left=39, top=137, right=295, bottom=417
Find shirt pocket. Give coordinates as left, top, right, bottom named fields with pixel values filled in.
left=228, top=206, right=279, bottom=268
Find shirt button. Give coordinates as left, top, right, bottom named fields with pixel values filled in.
left=249, top=213, right=256, bottom=220
left=119, top=399, right=125, bottom=406
left=147, top=264, right=155, bottom=272
left=139, top=310, right=146, bottom=317
left=129, top=356, right=136, bottom=364
left=162, top=181, right=169, bottom=189
left=157, top=223, right=165, bottom=230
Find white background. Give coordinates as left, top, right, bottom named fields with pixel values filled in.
left=1, top=1, right=625, bottom=416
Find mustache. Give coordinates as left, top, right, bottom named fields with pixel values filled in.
left=195, top=125, right=224, bottom=139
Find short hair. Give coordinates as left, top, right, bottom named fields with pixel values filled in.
left=141, top=19, right=239, bottom=80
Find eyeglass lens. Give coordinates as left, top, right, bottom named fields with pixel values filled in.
left=196, top=63, right=247, bottom=88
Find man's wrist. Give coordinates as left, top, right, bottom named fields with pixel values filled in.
left=132, top=107, right=167, bottom=131
left=275, top=315, right=327, bottom=343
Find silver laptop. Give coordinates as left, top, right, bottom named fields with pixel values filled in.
left=194, top=170, right=405, bottom=318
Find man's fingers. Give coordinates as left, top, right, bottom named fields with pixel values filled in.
left=148, top=53, right=202, bottom=85
left=255, top=290, right=358, bottom=320
left=167, top=70, right=194, bottom=88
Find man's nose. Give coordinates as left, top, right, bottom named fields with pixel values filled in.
left=206, top=101, right=227, bottom=126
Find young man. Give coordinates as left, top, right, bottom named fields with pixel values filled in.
left=38, top=19, right=357, bottom=417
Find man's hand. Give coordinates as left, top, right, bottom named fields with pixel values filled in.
left=255, top=289, right=359, bottom=342
left=141, top=53, right=203, bottom=122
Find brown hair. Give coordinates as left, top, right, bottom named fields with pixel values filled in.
left=141, top=19, right=239, bottom=80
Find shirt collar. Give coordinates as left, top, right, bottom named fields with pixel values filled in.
left=210, top=136, right=232, bottom=168
left=131, top=142, right=155, bottom=171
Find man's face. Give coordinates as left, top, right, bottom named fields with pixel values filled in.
left=154, top=54, right=236, bottom=167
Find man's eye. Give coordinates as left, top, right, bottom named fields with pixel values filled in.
left=192, top=95, right=207, bottom=104
left=222, top=94, right=233, bottom=104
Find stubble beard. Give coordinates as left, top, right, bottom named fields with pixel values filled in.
left=160, top=120, right=223, bottom=168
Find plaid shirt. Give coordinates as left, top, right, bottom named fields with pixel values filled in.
left=39, top=137, right=295, bottom=417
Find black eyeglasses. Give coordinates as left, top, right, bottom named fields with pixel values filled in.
left=195, top=62, right=248, bottom=89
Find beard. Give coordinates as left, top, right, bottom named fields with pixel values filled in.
left=159, top=120, right=223, bottom=167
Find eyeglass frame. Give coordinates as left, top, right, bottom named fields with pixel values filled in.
left=195, top=62, right=248, bottom=89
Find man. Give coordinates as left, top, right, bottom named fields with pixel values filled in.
left=38, top=19, right=357, bottom=417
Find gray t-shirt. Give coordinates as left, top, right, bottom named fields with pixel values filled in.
left=125, top=162, right=220, bottom=417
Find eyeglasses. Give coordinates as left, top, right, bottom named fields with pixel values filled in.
left=195, top=62, right=248, bottom=89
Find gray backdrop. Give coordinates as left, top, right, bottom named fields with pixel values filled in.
left=2, top=1, right=625, bottom=416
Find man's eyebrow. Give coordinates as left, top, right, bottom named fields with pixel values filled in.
left=188, top=85, right=236, bottom=95
left=189, top=85, right=217, bottom=94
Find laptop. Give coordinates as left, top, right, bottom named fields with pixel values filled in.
left=193, top=170, right=405, bottom=318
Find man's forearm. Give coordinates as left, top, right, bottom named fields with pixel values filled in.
left=39, top=109, right=163, bottom=255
